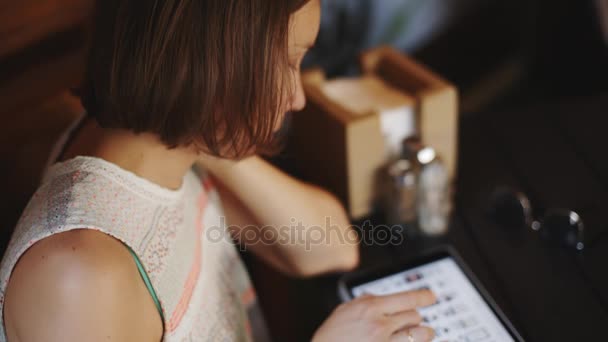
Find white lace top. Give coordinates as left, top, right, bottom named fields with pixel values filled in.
left=0, top=124, right=269, bottom=341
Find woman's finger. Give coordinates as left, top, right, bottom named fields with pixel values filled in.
left=391, top=326, right=435, bottom=342
left=384, top=310, right=423, bottom=334
left=368, top=289, right=437, bottom=315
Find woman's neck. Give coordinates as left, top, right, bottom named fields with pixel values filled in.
left=61, top=118, right=198, bottom=191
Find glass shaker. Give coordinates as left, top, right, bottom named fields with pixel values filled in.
left=384, top=159, right=419, bottom=238
left=415, top=146, right=452, bottom=236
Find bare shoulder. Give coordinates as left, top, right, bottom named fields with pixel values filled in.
left=4, top=229, right=163, bottom=342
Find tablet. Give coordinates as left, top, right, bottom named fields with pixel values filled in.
left=338, top=247, right=523, bottom=342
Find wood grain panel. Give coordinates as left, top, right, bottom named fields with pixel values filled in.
left=0, top=1, right=90, bottom=248
left=0, top=0, right=93, bottom=58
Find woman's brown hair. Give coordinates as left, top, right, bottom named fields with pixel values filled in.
left=81, top=0, right=310, bottom=158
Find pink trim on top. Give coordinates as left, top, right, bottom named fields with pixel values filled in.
left=166, top=192, right=208, bottom=332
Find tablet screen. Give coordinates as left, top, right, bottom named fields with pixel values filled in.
left=351, top=257, right=515, bottom=342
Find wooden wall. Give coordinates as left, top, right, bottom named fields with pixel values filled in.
left=0, top=0, right=93, bottom=249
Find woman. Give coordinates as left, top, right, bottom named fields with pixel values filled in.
left=0, top=0, right=436, bottom=341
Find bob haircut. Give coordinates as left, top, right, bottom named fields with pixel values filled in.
left=81, top=0, right=310, bottom=158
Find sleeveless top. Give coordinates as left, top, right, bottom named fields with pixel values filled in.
left=0, top=120, right=270, bottom=341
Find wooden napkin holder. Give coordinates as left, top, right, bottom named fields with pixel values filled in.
left=287, top=46, right=459, bottom=219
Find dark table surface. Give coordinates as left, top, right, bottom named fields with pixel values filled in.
left=249, top=93, right=608, bottom=342
left=447, top=93, right=608, bottom=341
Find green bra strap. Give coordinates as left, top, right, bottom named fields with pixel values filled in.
left=125, top=244, right=165, bottom=323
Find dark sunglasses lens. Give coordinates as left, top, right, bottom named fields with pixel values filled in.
left=540, top=211, right=584, bottom=251
left=489, top=188, right=531, bottom=228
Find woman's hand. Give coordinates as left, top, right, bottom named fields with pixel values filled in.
left=312, top=289, right=437, bottom=342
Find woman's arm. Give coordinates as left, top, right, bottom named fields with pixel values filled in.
left=197, top=155, right=359, bottom=278
left=4, top=230, right=163, bottom=342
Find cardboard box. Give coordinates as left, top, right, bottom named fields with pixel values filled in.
left=288, top=46, right=459, bottom=219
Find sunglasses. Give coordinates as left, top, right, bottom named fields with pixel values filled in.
left=488, top=187, right=585, bottom=251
